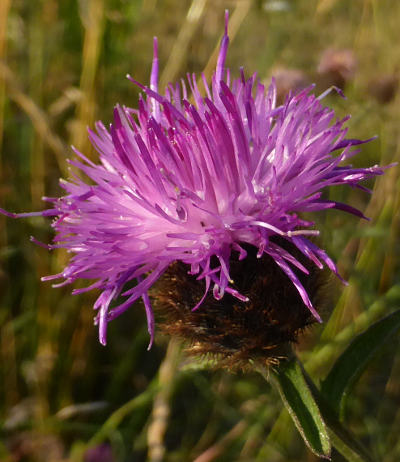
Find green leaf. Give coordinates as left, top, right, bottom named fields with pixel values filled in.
left=321, top=309, right=400, bottom=417
left=266, top=358, right=331, bottom=458
left=303, top=370, right=374, bottom=462
left=328, top=428, right=371, bottom=462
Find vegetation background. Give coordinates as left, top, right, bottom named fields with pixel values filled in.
left=1, top=0, right=399, bottom=460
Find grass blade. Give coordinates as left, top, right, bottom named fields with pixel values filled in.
left=321, top=309, right=400, bottom=417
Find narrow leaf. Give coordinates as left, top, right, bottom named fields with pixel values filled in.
left=321, top=309, right=400, bottom=416
left=265, top=358, right=331, bottom=458
left=328, top=429, right=371, bottom=462
left=303, top=370, right=374, bottom=462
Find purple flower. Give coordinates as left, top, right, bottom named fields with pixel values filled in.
left=2, top=12, right=385, bottom=348
left=84, top=444, right=114, bottom=462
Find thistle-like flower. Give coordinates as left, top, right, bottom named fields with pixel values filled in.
left=2, top=13, right=385, bottom=358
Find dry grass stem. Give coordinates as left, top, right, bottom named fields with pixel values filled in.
left=0, top=61, right=68, bottom=176
left=0, top=0, right=10, bottom=164
left=72, top=0, right=105, bottom=154
left=147, top=339, right=181, bottom=462
left=159, top=0, right=208, bottom=90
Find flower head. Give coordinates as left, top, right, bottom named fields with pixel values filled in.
left=2, top=12, right=385, bottom=350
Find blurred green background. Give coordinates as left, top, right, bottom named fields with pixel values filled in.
left=1, top=0, right=400, bottom=461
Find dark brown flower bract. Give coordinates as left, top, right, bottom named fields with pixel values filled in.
left=152, top=237, right=328, bottom=371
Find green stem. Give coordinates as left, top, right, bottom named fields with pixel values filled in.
left=69, top=379, right=160, bottom=462
left=258, top=357, right=374, bottom=462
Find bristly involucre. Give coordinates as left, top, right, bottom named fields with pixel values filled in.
left=153, top=237, right=328, bottom=370
left=1, top=12, right=386, bottom=348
